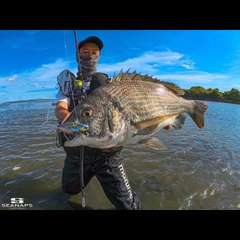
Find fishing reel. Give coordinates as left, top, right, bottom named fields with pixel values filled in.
left=73, top=78, right=86, bottom=100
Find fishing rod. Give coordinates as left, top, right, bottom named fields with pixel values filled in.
left=74, top=30, right=78, bottom=50
left=74, top=30, right=83, bottom=81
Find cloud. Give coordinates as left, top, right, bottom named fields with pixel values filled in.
left=0, top=58, right=76, bottom=103
left=13, top=59, right=76, bottom=89
left=154, top=71, right=228, bottom=83
left=6, top=75, right=17, bottom=82
left=98, top=50, right=196, bottom=74
left=180, top=60, right=195, bottom=70
left=2, top=49, right=197, bottom=93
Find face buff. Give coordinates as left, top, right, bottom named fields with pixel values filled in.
left=76, top=54, right=100, bottom=90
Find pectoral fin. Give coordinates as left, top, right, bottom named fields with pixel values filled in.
left=171, top=113, right=187, bottom=130
left=138, top=137, right=167, bottom=151
left=132, top=114, right=178, bottom=130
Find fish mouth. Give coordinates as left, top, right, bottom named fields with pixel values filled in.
left=57, top=124, right=89, bottom=141
left=64, top=131, right=81, bottom=141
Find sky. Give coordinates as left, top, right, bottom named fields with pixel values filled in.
left=1, top=29, right=240, bottom=103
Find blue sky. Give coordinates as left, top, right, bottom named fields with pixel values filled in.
left=1, top=30, right=240, bottom=103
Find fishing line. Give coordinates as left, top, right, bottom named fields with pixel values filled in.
left=63, top=30, right=70, bottom=69
left=42, top=30, right=70, bottom=126
left=41, top=94, right=56, bottom=126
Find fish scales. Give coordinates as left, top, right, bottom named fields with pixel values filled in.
left=98, top=81, right=190, bottom=120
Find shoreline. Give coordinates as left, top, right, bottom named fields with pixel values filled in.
left=0, top=99, right=53, bottom=105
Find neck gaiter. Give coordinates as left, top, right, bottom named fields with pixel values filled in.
left=76, top=53, right=99, bottom=89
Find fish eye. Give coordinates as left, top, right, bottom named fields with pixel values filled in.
left=82, top=108, right=93, bottom=118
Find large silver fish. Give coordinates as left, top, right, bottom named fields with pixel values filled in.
left=57, top=70, right=208, bottom=150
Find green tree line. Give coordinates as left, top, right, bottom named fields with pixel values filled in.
left=182, top=86, right=240, bottom=103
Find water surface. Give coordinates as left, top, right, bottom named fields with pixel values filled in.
left=0, top=100, right=240, bottom=210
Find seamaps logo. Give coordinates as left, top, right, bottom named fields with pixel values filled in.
left=2, top=198, right=33, bottom=209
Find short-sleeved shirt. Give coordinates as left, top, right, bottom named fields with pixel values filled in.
left=52, top=89, right=71, bottom=106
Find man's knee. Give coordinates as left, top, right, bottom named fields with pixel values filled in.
left=62, top=154, right=81, bottom=195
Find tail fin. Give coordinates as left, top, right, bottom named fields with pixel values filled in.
left=190, top=101, right=208, bottom=128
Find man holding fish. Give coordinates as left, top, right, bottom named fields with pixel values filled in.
left=53, top=36, right=142, bottom=210
left=54, top=35, right=208, bottom=210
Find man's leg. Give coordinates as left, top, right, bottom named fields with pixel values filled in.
left=95, top=151, right=141, bottom=210
left=62, top=147, right=95, bottom=195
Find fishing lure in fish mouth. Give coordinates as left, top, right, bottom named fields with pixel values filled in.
left=57, top=121, right=89, bottom=133
left=57, top=121, right=89, bottom=141
left=70, top=122, right=89, bottom=133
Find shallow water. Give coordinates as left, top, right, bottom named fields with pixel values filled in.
left=0, top=100, right=240, bottom=210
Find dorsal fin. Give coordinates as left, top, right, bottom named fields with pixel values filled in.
left=111, top=69, right=185, bottom=95
left=159, top=82, right=185, bottom=95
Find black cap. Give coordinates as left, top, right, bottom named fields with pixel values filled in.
left=78, top=36, right=104, bottom=50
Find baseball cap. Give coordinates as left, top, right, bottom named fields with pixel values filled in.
left=78, top=36, right=104, bottom=50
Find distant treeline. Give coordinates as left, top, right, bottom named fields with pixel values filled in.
left=182, top=86, right=240, bottom=104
